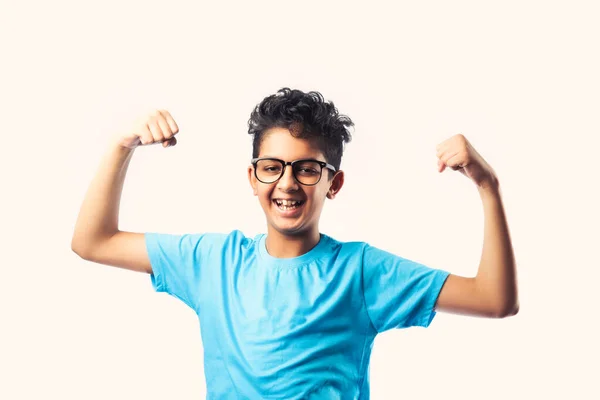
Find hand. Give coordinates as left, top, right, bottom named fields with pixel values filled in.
left=115, top=110, right=179, bottom=149
left=436, top=134, right=498, bottom=190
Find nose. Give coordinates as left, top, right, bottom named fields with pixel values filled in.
left=276, top=165, right=299, bottom=192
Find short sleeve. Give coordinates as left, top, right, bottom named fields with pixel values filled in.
left=362, top=244, right=450, bottom=332
left=145, top=232, right=222, bottom=312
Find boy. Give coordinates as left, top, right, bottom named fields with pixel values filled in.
left=72, top=88, right=519, bottom=399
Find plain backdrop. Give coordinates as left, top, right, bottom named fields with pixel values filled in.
left=1, top=0, right=599, bottom=399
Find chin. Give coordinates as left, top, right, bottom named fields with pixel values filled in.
left=271, top=223, right=306, bottom=237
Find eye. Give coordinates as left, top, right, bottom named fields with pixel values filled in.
left=257, top=161, right=282, bottom=174
left=297, top=167, right=318, bottom=175
left=295, top=161, right=320, bottom=175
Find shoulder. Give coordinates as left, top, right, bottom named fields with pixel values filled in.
left=222, top=229, right=260, bottom=251
left=196, top=229, right=257, bottom=250
left=320, top=234, right=370, bottom=260
left=324, top=234, right=384, bottom=252
left=326, top=235, right=426, bottom=268
left=146, top=230, right=256, bottom=254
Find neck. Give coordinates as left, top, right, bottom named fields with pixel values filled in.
left=265, top=228, right=321, bottom=258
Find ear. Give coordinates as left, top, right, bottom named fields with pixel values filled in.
left=326, top=170, right=344, bottom=200
left=248, top=165, right=258, bottom=196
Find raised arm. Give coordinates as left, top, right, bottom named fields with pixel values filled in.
left=71, top=110, right=179, bottom=274
left=433, top=134, right=519, bottom=318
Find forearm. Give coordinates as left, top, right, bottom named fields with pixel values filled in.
left=475, top=182, right=519, bottom=316
left=71, top=142, right=135, bottom=256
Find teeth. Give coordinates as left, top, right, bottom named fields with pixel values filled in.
left=276, top=200, right=301, bottom=206
left=274, top=199, right=302, bottom=210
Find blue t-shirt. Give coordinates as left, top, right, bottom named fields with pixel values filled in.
left=145, top=230, right=449, bottom=399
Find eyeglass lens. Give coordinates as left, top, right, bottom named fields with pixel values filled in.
left=255, top=159, right=322, bottom=185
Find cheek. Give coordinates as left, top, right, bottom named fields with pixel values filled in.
left=257, top=186, right=274, bottom=202
left=306, top=189, right=328, bottom=207
left=315, top=184, right=331, bottom=200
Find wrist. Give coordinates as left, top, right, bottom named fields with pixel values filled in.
left=108, top=139, right=136, bottom=157
left=102, top=141, right=136, bottom=168
left=477, top=177, right=500, bottom=197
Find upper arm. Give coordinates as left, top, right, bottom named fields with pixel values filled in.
left=76, top=231, right=152, bottom=274
left=435, top=274, right=506, bottom=318
left=362, top=244, right=450, bottom=331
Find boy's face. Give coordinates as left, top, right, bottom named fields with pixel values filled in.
left=247, top=127, right=344, bottom=238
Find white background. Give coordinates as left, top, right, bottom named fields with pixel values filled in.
left=1, top=0, right=599, bottom=398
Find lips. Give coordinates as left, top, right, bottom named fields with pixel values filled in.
left=272, top=199, right=305, bottom=216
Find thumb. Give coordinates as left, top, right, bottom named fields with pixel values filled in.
left=162, top=137, right=177, bottom=148
left=437, top=159, right=446, bottom=173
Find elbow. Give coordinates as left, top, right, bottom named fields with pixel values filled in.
left=71, top=237, right=92, bottom=260
left=492, top=301, right=520, bottom=319
left=71, top=243, right=87, bottom=259
left=72, top=233, right=116, bottom=261
left=505, top=301, right=520, bottom=317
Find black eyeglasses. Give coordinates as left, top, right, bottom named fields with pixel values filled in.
left=251, top=157, right=337, bottom=186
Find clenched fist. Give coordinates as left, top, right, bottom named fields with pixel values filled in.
left=116, top=110, right=179, bottom=149
left=436, top=134, right=498, bottom=191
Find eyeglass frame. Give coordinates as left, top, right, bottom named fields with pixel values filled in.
left=250, top=157, right=337, bottom=186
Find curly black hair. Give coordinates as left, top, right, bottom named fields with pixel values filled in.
left=247, top=88, right=354, bottom=172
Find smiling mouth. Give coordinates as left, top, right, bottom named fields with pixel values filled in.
left=273, top=199, right=305, bottom=211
